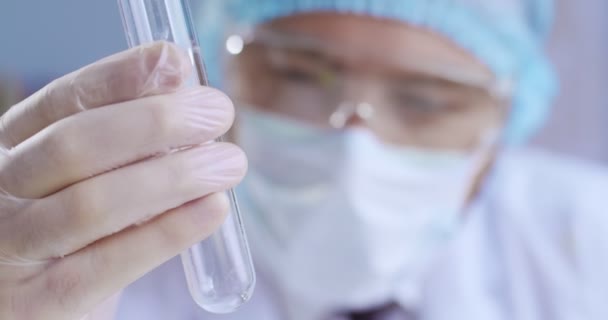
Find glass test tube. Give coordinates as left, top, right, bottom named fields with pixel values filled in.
left=117, top=0, right=255, bottom=314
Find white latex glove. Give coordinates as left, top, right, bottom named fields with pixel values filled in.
left=0, top=41, right=247, bottom=320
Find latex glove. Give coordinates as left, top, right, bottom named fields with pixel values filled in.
left=81, top=293, right=122, bottom=320
left=0, top=41, right=247, bottom=320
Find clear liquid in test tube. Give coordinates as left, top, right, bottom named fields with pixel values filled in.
left=117, top=0, right=255, bottom=313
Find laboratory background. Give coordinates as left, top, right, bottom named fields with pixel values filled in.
left=0, top=0, right=606, bottom=162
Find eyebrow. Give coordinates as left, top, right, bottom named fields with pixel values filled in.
left=388, top=72, right=470, bottom=90
left=259, top=43, right=343, bottom=69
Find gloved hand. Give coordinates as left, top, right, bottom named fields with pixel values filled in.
left=0, top=41, right=247, bottom=320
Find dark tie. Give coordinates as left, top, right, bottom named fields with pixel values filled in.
left=339, top=302, right=417, bottom=320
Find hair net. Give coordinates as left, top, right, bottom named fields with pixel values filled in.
left=196, top=0, right=557, bottom=144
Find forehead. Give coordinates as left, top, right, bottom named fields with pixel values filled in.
left=261, top=12, right=494, bottom=82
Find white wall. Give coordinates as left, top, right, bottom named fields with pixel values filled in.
left=534, top=0, right=608, bottom=163
left=0, top=1, right=125, bottom=77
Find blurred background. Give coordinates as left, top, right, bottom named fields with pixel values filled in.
left=0, top=0, right=606, bottom=162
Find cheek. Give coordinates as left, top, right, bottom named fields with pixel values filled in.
left=447, top=102, right=505, bottom=149
left=225, top=59, right=266, bottom=103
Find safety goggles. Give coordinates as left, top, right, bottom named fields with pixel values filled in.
left=222, top=27, right=513, bottom=149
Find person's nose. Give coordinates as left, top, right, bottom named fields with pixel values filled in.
left=329, top=101, right=375, bottom=129
left=328, top=77, right=378, bottom=129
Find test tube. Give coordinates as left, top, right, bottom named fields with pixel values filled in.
left=117, top=0, right=255, bottom=314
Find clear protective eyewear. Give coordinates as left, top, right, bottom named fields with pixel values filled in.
left=223, top=27, right=514, bottom=149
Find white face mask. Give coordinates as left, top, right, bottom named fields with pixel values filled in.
left=236, top=109, right=493, bottom=319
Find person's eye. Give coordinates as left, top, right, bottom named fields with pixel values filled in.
left=393, top=90, right=445, bottom=113
left=274, top=66, right=320, bottom=84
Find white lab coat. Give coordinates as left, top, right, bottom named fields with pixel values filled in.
left=115, top=148, right=608, bottom=320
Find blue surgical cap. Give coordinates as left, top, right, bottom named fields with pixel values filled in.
left=196, top=0, right=557, bottom=144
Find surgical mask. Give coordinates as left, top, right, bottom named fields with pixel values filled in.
left=236, top=108, right=493, bottom=319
